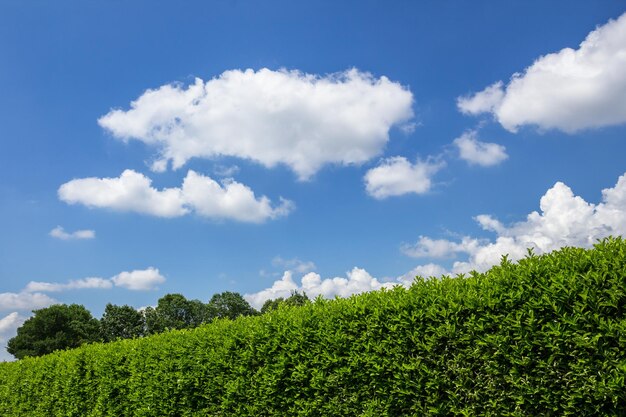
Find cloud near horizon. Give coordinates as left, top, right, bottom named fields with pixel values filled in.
left=403, top=171, right=626, bottom=274
left=23, top=267, right=166, bottom=294
left=58, top=169, right=293, bottom=223
left=98, top=68, right=414, bottom=180
left=249, top=171, right=626, bottom=308
left=0, top=312, right=26, bottom=358
left=245, top=267, right=396, bottom=309
left=458, top=12, right=626, bottom=133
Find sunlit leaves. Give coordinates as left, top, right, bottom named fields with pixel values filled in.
left=1, top=238, right=626, bottom=415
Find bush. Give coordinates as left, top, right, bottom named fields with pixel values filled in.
left=1, top=238, right=626, bottom=416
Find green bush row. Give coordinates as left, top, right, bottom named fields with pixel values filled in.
left=1, top=238, right=626, bottom=416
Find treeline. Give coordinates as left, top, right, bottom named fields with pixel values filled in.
left=6, top=291, right=310, bottom=360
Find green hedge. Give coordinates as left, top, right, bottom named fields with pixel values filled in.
left=1, top=238, right=626, bottom=416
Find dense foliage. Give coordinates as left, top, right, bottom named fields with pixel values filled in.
left=261, top=290, right=311, bottom=313
left=6, top=304, right=100, bottom=360
left=6, top=292, right=257, bottom=358
left=100, top=303, right=146, bottom=342
left=1, top=238, right=626, bottom=416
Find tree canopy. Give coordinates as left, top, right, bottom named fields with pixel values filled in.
left=5, top=290, right=285, bottom=359
left=100, top=303, right=145, bottom=342
left=207, top=291, right=257, bottom=320
left=7, top=304, right=100, bottom=359
left=144, top=293, right=212, bottom=335
left=261, top=291, right=310, bottom=313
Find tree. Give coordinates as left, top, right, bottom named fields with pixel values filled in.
left=144, top=294, right=211, bottom=335
left=261, top=291, right=310, bottom=313
left=284, top=291, right=310, bottom=307
left=261, top=297, right=285, bottom=313
left=7, top=304, right=101, bottom=359
left=208, top=291, right=257, bottom=320
left=100, top=303, right=145, bottom=342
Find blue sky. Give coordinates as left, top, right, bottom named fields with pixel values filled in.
left=1, top=1, right=626, bottom=360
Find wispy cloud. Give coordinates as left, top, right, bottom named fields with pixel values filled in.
left=271, top=257, right=316, bottom=274
left=49, top=226, right=95, bottom=240
left=24, top=267, right=166, bottom=294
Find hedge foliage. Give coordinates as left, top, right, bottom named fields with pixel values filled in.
left=1, top=238, right=626, bottom=416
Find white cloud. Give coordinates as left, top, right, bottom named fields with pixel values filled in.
left=397, top=263, right=450, bottom=285
left=213, top=164, right=240, bottom=177
left=401, top=236, right=481, bottom=258
left=453, top=131, right=508, bottom=167
left=0, top=312, right=25, bottom=334
left=249, top=173, right=626, bottom=310
left=245, top=267, right=395, bottom=309
left=25, top=277, right=113, bottom=293
left=0, top=312, right=26, bottom=362
left=458, top=13, right=626, bottom=133
left=182, top=170, right=293, bottom=222
left=0, top=292, right=57, bottom=312
left=59, top=169, right=293, bottom=223
left=98, top=68, right=414, bottom=180
left=111, top=267, right=166, bottom=291
left=404, top=172, right=626, bottom=275
left=49, top=226, right=95, bottom=240
left=474, top=214, right=506, bottom=234
left=22, top=267, right=165, bottom=294
left=59, top=169, right=188, bottom=217
left=457, top=81, right=505, bottom=115
left=364, top=156, right=445, bottom=199
left=271, top=256, right=316, bottom=274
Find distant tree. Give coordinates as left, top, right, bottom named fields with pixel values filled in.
left=261, top=291, right=310, bottom=313
left=7, top=304, right=101, bottom=359
left=261, top=297, right=285, bottom=313
left=284, top=291, right=310, bottom=307
left=208, top=291, right=257, bottom=320
left=144, top=294, right=211, bottom=335
left=100, top=303, right=145, bottom=342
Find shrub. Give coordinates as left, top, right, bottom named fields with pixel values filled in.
left=1, top=238, right=625, bottom=416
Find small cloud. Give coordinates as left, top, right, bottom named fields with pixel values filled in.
left=401, top=236, right=481, bottom=259
left=213, top=164, right=240, bottom=177
left=271, top=256, right=316, bottom=274
left=397, top=263, right=450, bottom=285
left=25, top=277, right=113, bottom=293
left=49, top=226, right=95, bottom=240
left=0, top=312, right=27, bottom=361
left=364, top=156, right=445, bottom=199
left=21, top=267, right=166, bottom=294
left=0, top=292, right=57, bottom=312
left=399, top=122, right=419, bottom=134
left=453, top=130, right=508, bottom=167
left=111, top=267, right=166, bottom=291
left=0, top=312, right=24, bottom=334
left=457, top=81, right=504, bottom=116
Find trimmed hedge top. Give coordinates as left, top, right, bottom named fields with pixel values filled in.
left=1, top=238, right=625, bottom=416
